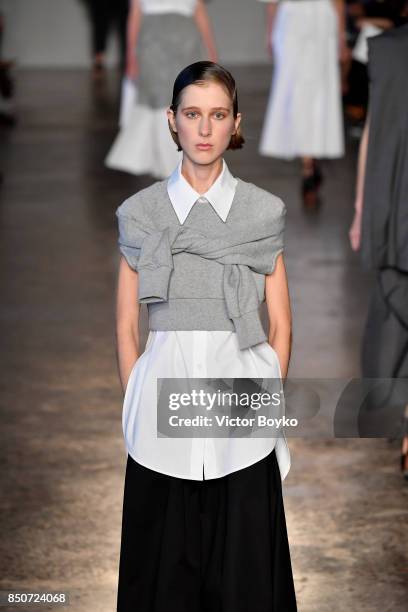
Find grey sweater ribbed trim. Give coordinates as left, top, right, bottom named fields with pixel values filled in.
left=116, top=178, right=286, bottom=349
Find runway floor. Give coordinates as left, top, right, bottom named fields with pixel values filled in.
left=0, top=66, right=407, bottom=611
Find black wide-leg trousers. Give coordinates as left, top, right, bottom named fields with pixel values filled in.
left=117, top=450, right=297, bottom=612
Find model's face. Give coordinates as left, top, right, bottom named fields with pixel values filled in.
left=167, top=81, right=241, bottom=166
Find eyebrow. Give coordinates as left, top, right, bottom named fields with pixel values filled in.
left=181, top=106, right=231, bottom=112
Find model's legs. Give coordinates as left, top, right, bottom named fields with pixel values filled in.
left=112, top=0, right=129, bottom=72
left=301, top=156, right=323, bottom=210
left=87, top=0, right=110, bottom=77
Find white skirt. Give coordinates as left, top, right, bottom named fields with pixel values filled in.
left=259, top=0, right=344, bottom=160
left=105, top=12, right=202, bottom=180
left=105, top=104, right=182, bottom=180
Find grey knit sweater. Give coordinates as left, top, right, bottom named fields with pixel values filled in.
left=116, top=177, right=286, bottom=349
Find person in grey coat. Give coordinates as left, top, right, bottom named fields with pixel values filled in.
left=349, top=21, right=408, bottom=480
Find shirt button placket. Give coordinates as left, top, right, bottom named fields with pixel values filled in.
left=192, top=331, right=207, bottom=479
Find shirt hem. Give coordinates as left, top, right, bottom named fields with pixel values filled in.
left=125, top=441, right=288, bottom=482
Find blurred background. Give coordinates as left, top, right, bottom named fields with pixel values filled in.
left=0, top=1, right=407, bottom=611
left=1, top=0, right=269, bottom=66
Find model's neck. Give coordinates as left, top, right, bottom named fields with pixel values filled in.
left=180, top=156, right=224, bottom=195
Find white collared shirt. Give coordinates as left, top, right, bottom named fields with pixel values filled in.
left=121, top=160, right=291, bottom=481
left=167, top=158, right=238, bottom=224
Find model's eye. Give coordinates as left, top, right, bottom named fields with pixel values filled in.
left=185, top=111, right=199, bottom=119
left=214, top=112, right=226, bottom=120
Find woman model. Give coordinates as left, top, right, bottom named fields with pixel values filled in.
left=258, top=0, right=346, bottom=207
left=105, top=0, right=217, bottom=180
left=349, top=23, right=408, bottom=481
left=114, top=61, right=297, bottom=610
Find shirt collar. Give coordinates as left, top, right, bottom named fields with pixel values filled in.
left=167, top=159, right=238, bottom=224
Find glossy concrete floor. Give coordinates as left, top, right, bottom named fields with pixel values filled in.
left=0, top=67, right=407, bottom=611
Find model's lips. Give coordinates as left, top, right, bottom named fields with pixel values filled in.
left=196, top=143, right=213, bottom=150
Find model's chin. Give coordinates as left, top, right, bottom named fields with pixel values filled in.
left=184, top=148, right=222, bottom=165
